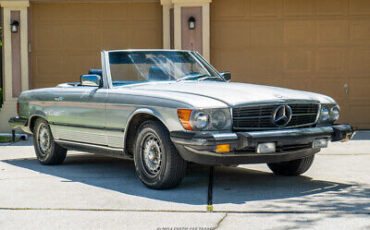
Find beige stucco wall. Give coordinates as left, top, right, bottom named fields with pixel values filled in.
left=210, top=0, right=370, bottom=129
left=0, top=0, right=29, bottom=133
left=30, top=1, right=162, bottom=89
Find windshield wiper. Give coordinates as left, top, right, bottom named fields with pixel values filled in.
left=177, top=73, right=210, bottom=82
left=197, top=76, right=221, bottom=81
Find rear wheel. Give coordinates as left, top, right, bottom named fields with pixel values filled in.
left=33, top=118, right=67, bottom=165
left=134, top=120, right=187, bottom=189
left=267, top=155, right=314, bottom=176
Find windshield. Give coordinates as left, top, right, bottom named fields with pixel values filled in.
left=108, top=51, right=224, bottom=86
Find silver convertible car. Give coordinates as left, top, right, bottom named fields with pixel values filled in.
left=10, top=49, right=353, bottom=189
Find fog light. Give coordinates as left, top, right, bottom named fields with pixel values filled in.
left=216, top=144, right=230, bottom=153
left=256, top=143, right=276, bottom=153
left=313, top=139, right=328, bottom=148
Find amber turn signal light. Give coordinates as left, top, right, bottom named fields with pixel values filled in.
left=177, top=109, right=193, bottom=130
left=341, top=134, right=351, bottom=142
left=216, top=144, right=230, bottom=153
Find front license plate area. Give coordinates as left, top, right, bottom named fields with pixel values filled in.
left=257, top=142, right=276, bottom=153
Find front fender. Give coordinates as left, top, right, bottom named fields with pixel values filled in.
left=123, top=107, right=184, bottom=149
left=30, top=110, right=48, bottom=120
left=125, top=108, right=167, bottom=130
left=27, top=111, right=48, bottom=133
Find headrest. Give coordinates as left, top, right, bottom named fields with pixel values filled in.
left=148, top=66, right=169, bottom=81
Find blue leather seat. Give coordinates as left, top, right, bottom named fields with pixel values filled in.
left=148, top=66, right=169, bottom=81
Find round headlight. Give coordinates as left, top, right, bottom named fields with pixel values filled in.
left=211, top=110, right=227, bottom=129
left=321, top=107, right=329, bottom=121
left=330, top=106, right=340, bottom=121
left=192, top=112, right=209, bottom=129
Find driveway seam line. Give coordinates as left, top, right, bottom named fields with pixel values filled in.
left=0, top=208, right=369, bottom=215
left=214, top=212, right=228, bottom=229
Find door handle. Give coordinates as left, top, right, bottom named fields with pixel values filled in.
left=54, top=96, right=64, bottom=101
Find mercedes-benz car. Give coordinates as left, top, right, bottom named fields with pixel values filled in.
left=9, top=49, right=353, bottom=189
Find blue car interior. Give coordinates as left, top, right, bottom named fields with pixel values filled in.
left=148, top=66, right=170, bottom=81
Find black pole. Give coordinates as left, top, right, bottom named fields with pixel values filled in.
left=11, top=130, right=15, bottom=142
left=207, top=166, right=214, bottom=212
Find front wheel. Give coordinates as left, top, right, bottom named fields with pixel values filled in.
left=267, top=155, right=314, bottom=176
left=33, top=118, right=67, bottom=165
left=134, top=120, right=187, bottom=189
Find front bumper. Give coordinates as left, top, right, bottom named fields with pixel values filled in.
left=170, top=124, right=354, bottom=165
left=8, top=117, right=32, bottom=134
left=8, top=117, right=30, bottom=133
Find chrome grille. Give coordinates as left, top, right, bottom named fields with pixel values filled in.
left=232, top=103, right=319, bottom=130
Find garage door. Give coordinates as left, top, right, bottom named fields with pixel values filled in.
left=211, top=0, right=370, bottom=129
left=31, top=2, right=162, bottom=89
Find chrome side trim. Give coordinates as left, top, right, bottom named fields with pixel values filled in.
left=50, top=122, right=124, bottom=132
left=55, top=139, right=123, bottom=152
left=55, top=139, right=131, bottom=159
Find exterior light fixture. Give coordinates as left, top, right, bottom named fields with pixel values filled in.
left=11, top=20, right=19, bottom=33
left=188, top=17, right=195, bottom=30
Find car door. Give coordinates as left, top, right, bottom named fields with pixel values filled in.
left=104, top=88, right=136, bottom=149
left=48, top=86, right=108, bottom=146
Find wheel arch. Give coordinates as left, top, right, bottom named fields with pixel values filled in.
left=28, top=112, right=48, bottom=133
left=123, top=108, right=169, bottom=156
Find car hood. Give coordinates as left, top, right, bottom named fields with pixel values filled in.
left=125, top=81, right=336, bottom=107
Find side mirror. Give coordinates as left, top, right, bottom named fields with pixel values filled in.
left=220, top=72, right=231, bottom=81
left=80, top=74, right=103, bottom=87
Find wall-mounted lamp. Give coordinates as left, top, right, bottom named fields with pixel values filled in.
left=11, top=20, right=19, bottom=33
left=188, top=16, right=196, bottom=30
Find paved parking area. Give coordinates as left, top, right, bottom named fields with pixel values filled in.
left=0, top=132, right=369, bottom=229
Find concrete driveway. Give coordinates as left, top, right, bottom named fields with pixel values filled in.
left=0, top=132, right=369, bottom=229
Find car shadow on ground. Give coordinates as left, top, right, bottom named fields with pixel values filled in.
left=212, top=166, right=370, bottom=211
left=4, top=151, right=369, bottom=211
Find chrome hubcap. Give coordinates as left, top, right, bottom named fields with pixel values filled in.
left=38, top=124, right=51, bottom=155
left=142, top=134, right=162, bottom=175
